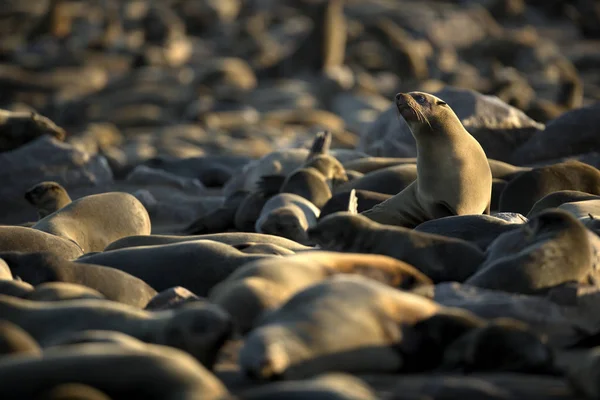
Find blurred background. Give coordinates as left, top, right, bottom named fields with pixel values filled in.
left=0, top=0, right=598, bottom=225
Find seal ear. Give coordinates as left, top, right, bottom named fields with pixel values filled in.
left=436, top=100, right=447, bottom=106
left=256, top=175, right=285, bottom=198
left=307, top=131, right=332, bottom=160
left=347, top=189, right=358, bottom=214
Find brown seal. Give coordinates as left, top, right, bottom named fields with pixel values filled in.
left=308, top=212, right=485, bottom=282
left=24, top=181, right=72, bottom=220
left=239, top=275, right=440, bottom=380
left=0, top=226, right=83, bottom=260
left=32, top=192, right=151, bottom=253
left=0, top=294, right=231, bottom=368
left=255, top=193, right=320, bottom=244
left=209, top=250, right=432, bottom=333
left=465, top=209, right=599, bottom=294
left=361, top=91, right=492, bottom=227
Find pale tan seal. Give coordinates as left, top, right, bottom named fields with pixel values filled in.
left=209, top=251, right=432, bottom=333
left=239, top=274, right=440, bottom=380
left=361, top=92, right=492, bottom=227
left=0, top=226, right=83, bottom=260
left=308, top=212, right=486, bottom=282
left=32, top=192, right=151, bottom=253
left=24, top=181, right=72, bottom=220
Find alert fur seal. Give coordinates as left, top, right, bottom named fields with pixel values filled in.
left=32, top=192, right=151, bottom=253
left=209, top=251, right=432, bottom=333
left=465, top=209, right=599, bottom=294
left=24, top=181, right=72, bottom=219
left=1, top=251, right=157, bottom=308
left=0, top=294, right=231, bottom=368
left=361, top=91, right=492, bottom=227
left=309, top=212, right=485, bottom=282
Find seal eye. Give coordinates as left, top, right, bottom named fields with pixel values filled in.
left=415, top=95, right=426, bottom=104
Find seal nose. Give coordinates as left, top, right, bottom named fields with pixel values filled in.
left=395, top=93, right=407, bottom=105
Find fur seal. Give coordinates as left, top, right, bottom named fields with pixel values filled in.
left=1, top=251, right=157, bottom=308
left=238, top=373, right=377, bottom=399
left=0, top=343, right=228, bottom=400
left=0, top=257, right=11, bottom=280
left=465, top=209, right=599, bottom=294
left=361, top=92, right=492, bottom=227
left=77, top=240, right=273, bottom=295
left=414, top=214, right=522, bottom=250
left=24, top=181, right=72, bottom=219
left=255, top=193, right=320, bottom=244
left=25, top=282, right=106, bottom=302
left=499, top=161, right=600, bottom=215
left=342, top=157, right=417, bottom=174
left=104, top=232, right=311, bottom=252
left=239, top=275, right=440, bottom=380
left=308, top=212, right=485, bottom=282
left=0, top=320, right=41, bottom=357
left=232, top=242, right=296, bottom=256
left=181, top=190, right=249, bottom=235
left=0, top=279, right=34, bottom=298
left=38, top=384, right=111, bottom=400
left=32, top=192, right=151, bottom=253
left=440, top=319, right=554, bottom=374
left=145, top=287, right=203, bottom=311
left=334, top=164, right=418, bottom=195
left=0, top=226, right=83, bottom=260
left=558, top=199, right=600, bottom=220
left=319, top=190, right=390, bottom=219
left=209, top=251, right=432, bottom=333
left=528, top=191, right=600, bottom=218
left=0, top=294, right=231, bottom=368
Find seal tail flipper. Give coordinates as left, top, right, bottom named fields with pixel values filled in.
left=307, top=131, right=332, bottom=160
left=257, top=175, right=286, bottom=198
left=348, top=189, right=358, bottom=214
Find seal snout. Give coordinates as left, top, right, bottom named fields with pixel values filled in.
left=395, top=93, right=417, bottom=121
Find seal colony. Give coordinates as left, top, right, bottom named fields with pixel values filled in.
left=2, top=0, right=600, bottom=398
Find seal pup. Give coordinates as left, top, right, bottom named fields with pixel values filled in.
left=255, top=193, right=320, bottom=244
left=209, top=251, right=432, bottom=333
left=77, top=240, right=273, bottom=295
left=239, top=275, right=441, bottom=380
left=361, top=92, right=492, bottom=227
left=24, top=181, right=72, bottom=220
left=0, top=226, right=83, bottom=260
left=32, top=192, right=151, bottom=253
left=1, top=251, right=157, bottom=308
left=0, top=294, right=231, bottom=368
left=465, top=209, right=598, bottom=295
left=308, top=212, right=486, bottom=282
left=499, top=161, right=600, bottom=215
left=528, top=190, right=600, bottom=218
left=0, top=343, right=228, bottom=400
left=104, top=232, right=310, bottom=252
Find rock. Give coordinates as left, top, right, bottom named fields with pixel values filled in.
left=0, top=136, right=113, bottom=225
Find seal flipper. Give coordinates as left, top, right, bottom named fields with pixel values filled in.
left=348, top=189, right=358, bottom=214
left=307, top=131, right=332, bottom=160
left=257, top=175, right=286, bottom=198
